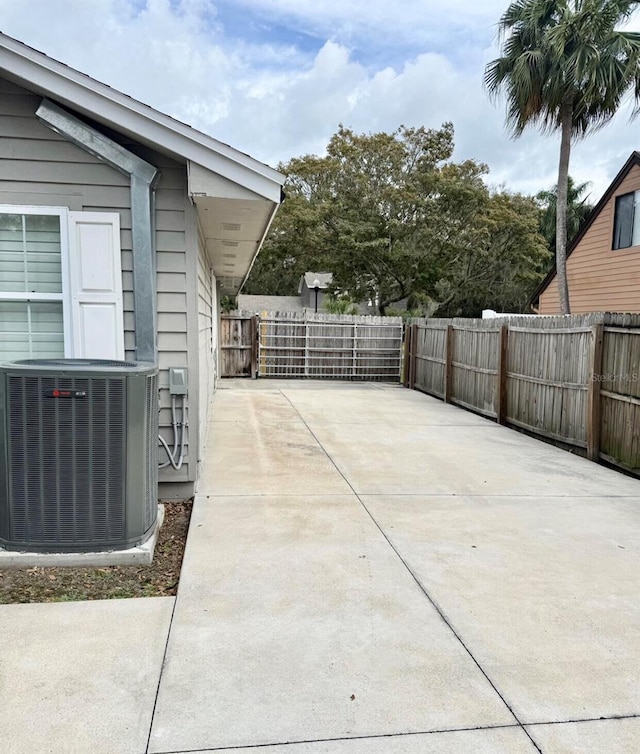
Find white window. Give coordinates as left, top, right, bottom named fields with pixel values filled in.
left=612, top=190, right=640, bottom=250
left=0, top=205, right=124, bottom=362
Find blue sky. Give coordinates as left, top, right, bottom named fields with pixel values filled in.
left=2, top=0, right=640, bottom=201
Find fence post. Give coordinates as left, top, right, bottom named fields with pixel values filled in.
left=409, top=324, right=418, bottom=390
left=402, top=324, right=412, bottom=387
left=444, top=325, right=454, bottom=403
left=352, top=322, right=358, bottom=380
left=304, top=318, right=310, bottom=378
left=587, top=323, right=604, bottom=462
left=497, top=325, right=509, bottom=424
left=250, top=315, right=259, bottom=379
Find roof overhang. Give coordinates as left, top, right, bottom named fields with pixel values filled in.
left=189, top=163, right=279, bottom=295
left=0, top=32, right=284, bottom=294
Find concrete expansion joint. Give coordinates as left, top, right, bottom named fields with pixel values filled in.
left=526, top=712, right=640, bottom=728
left=149, top=721, right=527, bottom=753
left=145, top=597, right=180, bottom=754
left=151, top=712, right=640, bottom=753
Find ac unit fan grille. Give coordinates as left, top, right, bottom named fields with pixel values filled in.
left=8, top=375, right=126, bottom=545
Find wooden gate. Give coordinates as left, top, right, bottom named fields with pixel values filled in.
left=220, top=315, right=258, bottom=377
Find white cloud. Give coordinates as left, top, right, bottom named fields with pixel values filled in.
left=1, top=0, right=639, bottom=201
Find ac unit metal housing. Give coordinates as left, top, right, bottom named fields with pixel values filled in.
left=0, top=359, right=159, bottom=553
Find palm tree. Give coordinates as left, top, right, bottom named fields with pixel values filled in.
left=537, top=175, right=593, bottom=251
left=485, top=0, right=640, bottom=314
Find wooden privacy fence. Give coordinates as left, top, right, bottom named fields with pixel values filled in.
left=221, top=311, right=404, bottom=381
left=404, top=313, right=640, bottom=475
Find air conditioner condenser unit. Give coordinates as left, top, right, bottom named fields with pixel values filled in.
left=0, top=359, right=159, bottom=553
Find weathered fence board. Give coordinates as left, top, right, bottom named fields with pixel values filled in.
left=412, top=324, right=446, bottom=397
left=451, top=325, right=500, bottom=419
left=405, top=313, right=640, bottom=477
left=599, top=326, right=640, bottom=471
left=506, top=325, right=592, bottom=447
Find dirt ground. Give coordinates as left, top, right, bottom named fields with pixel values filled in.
left=0, top=500, right=192, bottom=604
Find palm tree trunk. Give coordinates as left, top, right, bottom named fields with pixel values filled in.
left=556, top=97, right=572, bottom=315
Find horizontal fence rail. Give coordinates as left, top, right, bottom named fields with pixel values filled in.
left=404, top=313, right=640, bottom=477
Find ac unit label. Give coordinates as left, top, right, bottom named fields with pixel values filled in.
left=49, top=390, right=87, bottom=399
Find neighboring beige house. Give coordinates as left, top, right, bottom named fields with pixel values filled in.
left=0, top=33, right=284, bottom=498
left=532, top=152, right=640, bottom=314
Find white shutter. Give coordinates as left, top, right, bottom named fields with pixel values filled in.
left=67, top=212, right=125, bottom=360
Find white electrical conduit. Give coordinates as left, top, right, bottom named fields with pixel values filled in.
left=158, top=394, right=187, bottom=470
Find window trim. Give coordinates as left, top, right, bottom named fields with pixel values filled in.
left=612, top=190, right=640, bottom=251
left=0, top=204, right=73, bottom=357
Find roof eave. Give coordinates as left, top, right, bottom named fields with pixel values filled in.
left=0, top=33, right=285, bottom=202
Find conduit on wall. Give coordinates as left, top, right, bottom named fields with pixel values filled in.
left=36, top=98, right=159, bottom=363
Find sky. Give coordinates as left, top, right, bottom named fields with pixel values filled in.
left=2, top=0, right=640, bottom=203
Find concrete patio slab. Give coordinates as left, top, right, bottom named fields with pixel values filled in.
left=307, top=420, right=640, bottom=497
left=0, top=597, right=174, bottom=754
left=173, top=382, right=640, bottom=754
left=197, top=401, right=352, bottom=496
left=526, top=717, right=640, bottom=753
left=362, top=493, right=640, bottom=723
left=188, top=725, right=539, bottom=753
left=148, top=494, right=516, bottom=752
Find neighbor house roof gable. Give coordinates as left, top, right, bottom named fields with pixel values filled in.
left=531, top=151, right=640, bottom=307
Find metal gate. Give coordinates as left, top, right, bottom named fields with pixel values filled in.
left=257, top=313, right=403, bottom=381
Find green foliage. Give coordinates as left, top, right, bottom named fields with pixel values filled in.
left=536, top=176, right=593, bottom=251
left=245, top=122, right=550, bottom=316
left=428, top=189, right=552, bottom=316
left=323, top=293, right=359, bottom=315
left=220, top=295, right=237, bottom=312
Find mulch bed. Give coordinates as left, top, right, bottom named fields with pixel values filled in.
left=0, top=500, right=192, bottom=604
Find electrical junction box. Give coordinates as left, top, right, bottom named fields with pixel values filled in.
left=169, top=367, right=188, bottom=395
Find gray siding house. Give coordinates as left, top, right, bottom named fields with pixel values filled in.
left=0, top=33, right=284, bottom=498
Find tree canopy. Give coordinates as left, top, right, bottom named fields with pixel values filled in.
left=245, top=123, right=550, bottom=316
